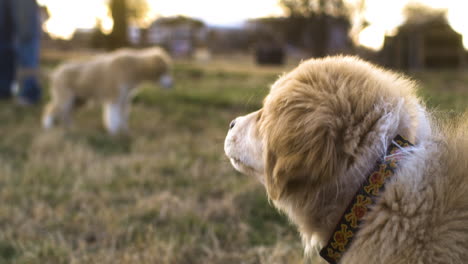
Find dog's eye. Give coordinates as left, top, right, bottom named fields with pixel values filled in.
left=229, top=119, right=236, bottom=129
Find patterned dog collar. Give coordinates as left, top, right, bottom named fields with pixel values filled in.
left=319, top=135, right=414, bottom=263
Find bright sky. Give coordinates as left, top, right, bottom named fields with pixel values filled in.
left=359, top=0, right=468, bottom=50
left=38, top=0, right=468, bottom=50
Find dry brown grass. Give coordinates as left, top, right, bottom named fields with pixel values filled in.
left=0, top=53, right=465, bottom=263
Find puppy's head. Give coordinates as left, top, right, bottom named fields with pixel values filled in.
left=142, top=47, right=174, bottom=88
left=224, top=110, right=265, bottom=182
left=225, top=56, right=425, bottom=202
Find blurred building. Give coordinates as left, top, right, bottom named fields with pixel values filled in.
left=248, top=15, right=353, bottom=61
left=381, top=16, right=465, bottom=69
left=144, top=16, right=208, bottom=57
left=205, top=27, right=251, bottom=54
left=303, top=16, right=352, bottom=57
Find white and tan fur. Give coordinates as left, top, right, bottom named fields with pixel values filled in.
left=225, top=56, right=468, bottom=263
left=42, top=47, right=173, bottom=134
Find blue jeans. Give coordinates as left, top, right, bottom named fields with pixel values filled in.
left=0, top=0, right=41, bottom=103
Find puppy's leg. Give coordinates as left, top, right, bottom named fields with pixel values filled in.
left=120, top=99, right=131, bottom=132
left=102, top=86, right=132, bottom=135
left=103, top=101, right=125, bottom=135
left=42, top=101, right=58, bottom=129
left=42, top=96, right=74, bottom=129
left=59, top=96, right=75, bottom=127
left=43, top=83, right=75, bottom=129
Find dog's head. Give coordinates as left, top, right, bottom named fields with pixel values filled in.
left=225, top=56, right=427, bottom=206
left=141, top=47, right=174, bottom=89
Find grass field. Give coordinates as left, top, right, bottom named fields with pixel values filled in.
left=0, top=54, right=466, bottom=264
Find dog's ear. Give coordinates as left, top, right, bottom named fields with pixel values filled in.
left=261, top=57, right=420, bottom=200
left=263, top=109, right=342, bottom=200
left=262, top=98, right=399, bottom=200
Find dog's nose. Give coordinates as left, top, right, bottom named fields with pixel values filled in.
left=229, top=119, right=237, bottom=130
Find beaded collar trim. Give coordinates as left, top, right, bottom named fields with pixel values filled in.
left=319, top=135, right=413, bottom=264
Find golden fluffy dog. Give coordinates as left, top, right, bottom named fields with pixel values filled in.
left=225, top=56, right=468, bottom=263
left=42, top=47, right=173, bottom=134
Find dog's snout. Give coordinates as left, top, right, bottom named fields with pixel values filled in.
left=229, top=119, right=237, bottom=130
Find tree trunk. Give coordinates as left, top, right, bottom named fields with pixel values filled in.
left=109, top=0, right=128, bottom=49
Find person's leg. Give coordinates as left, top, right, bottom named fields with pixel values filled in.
left=0, top=0, right=15, bottom=99
left=12, top=0, right=42, bottom=104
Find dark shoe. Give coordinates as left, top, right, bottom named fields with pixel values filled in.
left=0, top=94, right=12, bottom=100
left=16, top=77, right=41, bottom=104
left=0, top=79, right=13, bottom=100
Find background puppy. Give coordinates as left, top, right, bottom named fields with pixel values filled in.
left=42, top=47, right=173, bottom=134
left=225, top=56, right=468, bottom=263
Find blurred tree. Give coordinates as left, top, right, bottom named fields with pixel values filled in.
left=349, top=0, right=369, bottom=44
left=154, top=15, right=205, bottom=28
left=403, top=3, right=447, bottom=25
left=380, top=3, right=463, bottom=69
left=281, top=0, right=349, bottom=17
left=108, top=0, right=149, bottom=49
left=108, top=0, right=128, bottom=49
left=279, top=0, right=366, bottom=57
left=91, top=19, right=108, bottom=49
left=127, top=0, right=150, bottom=26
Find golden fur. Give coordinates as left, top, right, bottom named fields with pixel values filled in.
left=225, top=56, right=468, bottom=263
left=42, top=47, right=173, bottom=134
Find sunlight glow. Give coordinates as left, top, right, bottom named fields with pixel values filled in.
left=446, top=4, right=468, bottom=49
left=38, top=0, right=468, bottom=50
left=38, top=0, right=283, bottom=40
left=357, top=0, right=407, bottom=50
left=147, top=0, right=283, bottom=26
left=38, top=0, right=113, bottom=39
left=359, top=0, right=468, bottom=50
